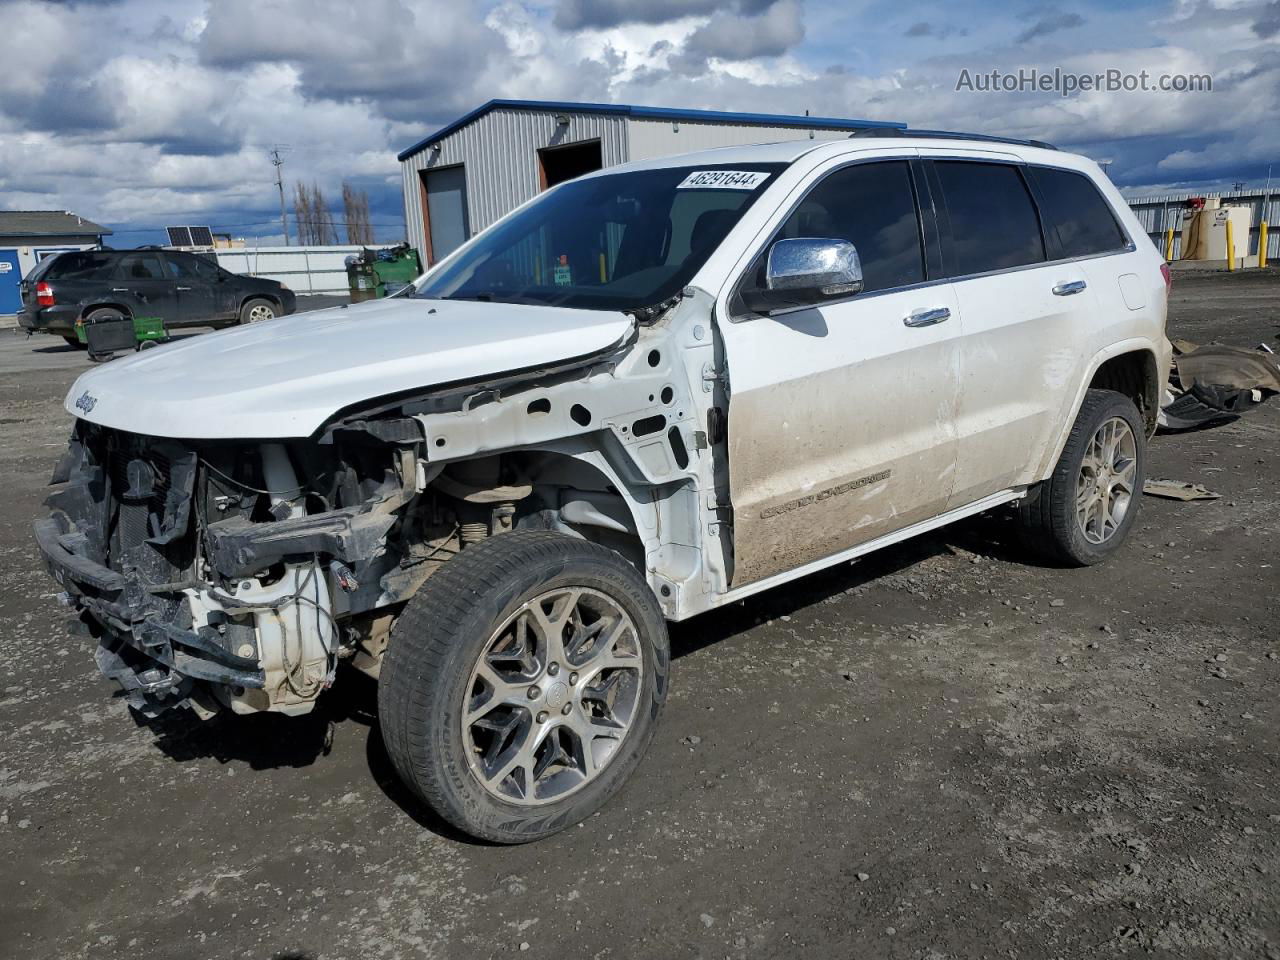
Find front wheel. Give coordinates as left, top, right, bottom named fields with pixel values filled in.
left=238, top=298, right=279, bottom=324
left=1018, top=388, right=1146, bottom=565
left=378, top=531, right=669, bottom=843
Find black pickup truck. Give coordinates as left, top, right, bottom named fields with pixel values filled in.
left=18, top=249, right=296, bottom=345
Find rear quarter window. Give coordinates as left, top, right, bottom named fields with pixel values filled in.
left=1029, top=166, right=1129, bottom=259
left=37, top=251, right=115, bottom=281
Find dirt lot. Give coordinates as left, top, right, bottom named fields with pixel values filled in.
left=1, top=273, right=1277, bottom=959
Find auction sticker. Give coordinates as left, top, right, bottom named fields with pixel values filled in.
left=677, top=170, right=769, bottom=190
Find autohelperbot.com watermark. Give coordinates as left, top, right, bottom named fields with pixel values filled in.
left=956, top=67, right=1212, bottom=97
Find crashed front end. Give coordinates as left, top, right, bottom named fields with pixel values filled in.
left=37, top=418, right=421, bottom=718
left=35, top=286, right=714, bottom=721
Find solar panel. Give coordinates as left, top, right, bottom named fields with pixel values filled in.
left=165, top=225, right=214, bottom=247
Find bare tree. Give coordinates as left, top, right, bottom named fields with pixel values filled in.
left=292, top=182, right=314, bottom=244
left=292, top=181, right=339, bottom=245
left=311, top=183, right=338, bottom=245
left=342, top=181, right=374, bottom=245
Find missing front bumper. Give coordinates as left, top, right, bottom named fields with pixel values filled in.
left=36, top=513, right=266, bottom=715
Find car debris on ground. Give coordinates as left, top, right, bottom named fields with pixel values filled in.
left=1142, top=478, right=1222, bottom=501
left=1159, top=337, right=1280, bottom=430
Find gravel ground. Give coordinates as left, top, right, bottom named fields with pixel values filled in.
left=1, top=271, right=1277, bottom=960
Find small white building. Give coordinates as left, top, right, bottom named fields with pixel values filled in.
left=0, top=210, right=112, bottom=314
left=398, top=100, right=904, bottom=265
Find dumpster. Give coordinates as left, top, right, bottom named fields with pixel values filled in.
left=345, top=256, right=379, bottom=302
left=346, top=245, right=422, bottom=300
left=371, top=245, right=422, bottom=297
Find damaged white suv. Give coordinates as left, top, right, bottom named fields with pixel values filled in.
left=38, top=134, right=1170, bottom=842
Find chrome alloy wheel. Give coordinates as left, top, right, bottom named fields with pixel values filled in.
left=1075, top=416, right=1137, bottom=545
left=462, top=587, right=644, bottom=805
left=247, top=303, right=276, bottom=323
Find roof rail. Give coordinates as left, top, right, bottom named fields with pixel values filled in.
left=849, top=128, right=1057, bottom=150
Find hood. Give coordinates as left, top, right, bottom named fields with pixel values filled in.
left=64, top=298, right=634, bottom=440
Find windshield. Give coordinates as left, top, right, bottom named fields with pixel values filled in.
left=414, top=163, right=784, bottom=312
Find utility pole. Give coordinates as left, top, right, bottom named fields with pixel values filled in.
left=270, top=146, right=290, bottom=246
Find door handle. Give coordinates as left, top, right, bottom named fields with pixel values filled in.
left=176, top=286, right=192, bottom=291
left=903, top=306, right=951, bottom=328
left=1052, top=280, right=1087, bottom=296
left=111, top=287, right=128, bottom=293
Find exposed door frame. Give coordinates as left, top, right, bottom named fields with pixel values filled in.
left=417, top=168, right=435, bottom=265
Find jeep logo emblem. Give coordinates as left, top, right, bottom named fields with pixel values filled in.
left=74, top=391, right=98, bottom=414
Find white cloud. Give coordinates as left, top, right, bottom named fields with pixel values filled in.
left=677, top=0, right=806, bottom=71
left=1, top=0, right=1277, bottom=241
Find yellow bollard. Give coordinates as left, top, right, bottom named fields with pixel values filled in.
left=1226, top=218, right=1235, bottom=271
left=1164, top=226, right=1174, bottom=261
left=1260, top=222, right=1269, bottom=269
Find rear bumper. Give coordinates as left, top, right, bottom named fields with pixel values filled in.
left=18, top=305, right=78, bottom=335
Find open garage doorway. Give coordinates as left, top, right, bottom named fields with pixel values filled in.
left=538, top=139, right=603, bottom=190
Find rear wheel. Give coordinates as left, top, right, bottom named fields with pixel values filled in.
left=378, top=531, right=669, bottom=843
left=1018, top=388, right=1145, bottom=565
left=239, top=298, right=279, bottom=324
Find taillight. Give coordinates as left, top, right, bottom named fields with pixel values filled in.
left=1159, top=263, right=1171, bottom=293
left=35, top=281, right=54, bottom=307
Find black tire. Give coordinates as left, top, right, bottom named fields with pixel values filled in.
left=238, top=298, right=279, bottom=324
left=1018, top=388, right=1146, bottom=566
left=378, top=531, right=669, bottom=844
left=61, top=335, right=86, bottom=349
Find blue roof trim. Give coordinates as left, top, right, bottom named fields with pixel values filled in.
left=396, top=99, right=906, bottom=162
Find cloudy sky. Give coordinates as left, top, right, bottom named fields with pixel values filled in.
left=2, top=0, right=1277, bottom=246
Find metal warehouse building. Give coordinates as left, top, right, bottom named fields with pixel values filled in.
left=398, top=99, right=905, bottom=266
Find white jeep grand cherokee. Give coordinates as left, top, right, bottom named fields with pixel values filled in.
left=38, top=133, right=1170, bottom=842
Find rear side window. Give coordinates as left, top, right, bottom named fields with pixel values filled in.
left=771, top=160, right=924, bottom=293
left=117, top=253, right=166, bottom=280
left=1029, top=166, right=1128, bottom=258
left=935, top=161, right=1045, bottom=277
left=37, top=251, right=114, bottom=281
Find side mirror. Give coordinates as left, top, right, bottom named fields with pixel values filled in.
left=741, top=237, right=863, bottom=314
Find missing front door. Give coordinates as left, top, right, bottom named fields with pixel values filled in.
left=538, top=140, right=603, bottom=190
